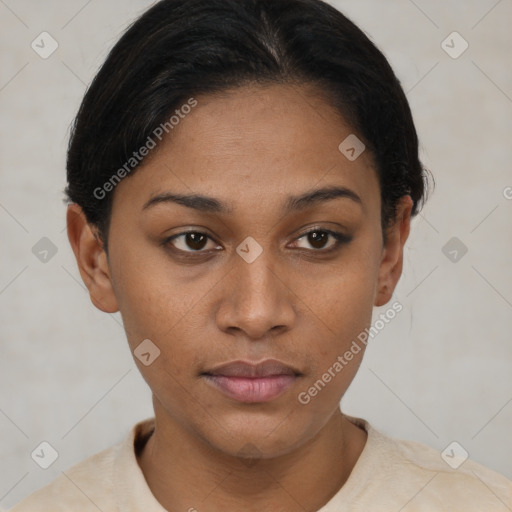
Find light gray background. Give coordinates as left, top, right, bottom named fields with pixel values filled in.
left=1, top=0, right=511, bottom=508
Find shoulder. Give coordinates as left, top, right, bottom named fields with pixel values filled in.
left=343, top=416, right=512, bottom=511
left=7, top=418, right=156, bottom=512
left=389, top=434, right=510, bottom=510
left=7, top=443, right=119, bottom=512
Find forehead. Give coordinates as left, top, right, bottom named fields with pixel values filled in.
left=112, top=83, right=379, bottom=218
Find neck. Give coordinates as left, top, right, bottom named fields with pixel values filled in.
left=137, top=398, right=367, bottom=512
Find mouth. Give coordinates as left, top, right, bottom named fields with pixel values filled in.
left=201, top=359, right=302, bottom=403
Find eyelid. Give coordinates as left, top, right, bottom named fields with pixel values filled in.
left=292, top=226, right=352, bottom=251
left=162, top=229, right=221, bottom=253
left=163, top=225, right=352, bottom=255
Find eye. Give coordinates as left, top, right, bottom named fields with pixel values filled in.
left=290, top=228, right=352, bottom=252
left=164, top=231, right=221, bottom=253
left=163, top=227, right=352, bottom=256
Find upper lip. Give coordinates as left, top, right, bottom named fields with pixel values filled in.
left=203, top=359, right=301, bottom=378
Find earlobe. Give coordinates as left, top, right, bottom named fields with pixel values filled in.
left=66, top=204, right=119, bottom=313
left=374, top=196, right=413, bottom=307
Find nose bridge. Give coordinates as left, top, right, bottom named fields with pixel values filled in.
left=234, top=241, right=281, bottom=309
left=235, top=244, right=277, bottom=301
left=217, top=239, right=295, bottom=337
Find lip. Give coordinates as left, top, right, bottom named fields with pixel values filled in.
left=201, top=359, right=302, bottom=403
left=203, top=359, right=302, bottom=378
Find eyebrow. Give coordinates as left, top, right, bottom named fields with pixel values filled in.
left=142, top=185, right=362, bottom=214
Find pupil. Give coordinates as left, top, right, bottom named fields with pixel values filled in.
left=309, top=231, right=327, bottom=249
left=187, top=233, right=207, bottom=250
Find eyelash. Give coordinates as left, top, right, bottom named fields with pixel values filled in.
left=162, top=227, right=352, bottom=257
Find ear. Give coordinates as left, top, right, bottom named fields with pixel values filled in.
left=66, top=204, right=119, bottom=313
left=374, top=195, right=413, bottom=307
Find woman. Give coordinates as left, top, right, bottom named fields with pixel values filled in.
left=10, top=0, right=511, bottom=510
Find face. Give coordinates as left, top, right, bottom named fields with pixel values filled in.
left=69, top=83, right=411, bottom=459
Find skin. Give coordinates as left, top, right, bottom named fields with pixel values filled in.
left=67, top=83, right=412, bottom=512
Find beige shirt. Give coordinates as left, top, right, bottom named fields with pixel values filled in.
left=9, top=415, right=512, bottom=511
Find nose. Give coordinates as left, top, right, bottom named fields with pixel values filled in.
left=215, top=249, right=296, bottom=340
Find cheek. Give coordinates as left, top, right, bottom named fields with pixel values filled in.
left=114, top=278, right=206, bottom=414
left=117, top=278, right=202, bottom=359
left=298, top=246, right=379, bottom=338
left=300, top=276, right=371, bottom=378
left=108, top=232, right=189, bottom=331
left=293, top=278, right=372, bottom=416
left=294, top=240, right=380, bottom=383
left=110, top=256, right=214, bottom=400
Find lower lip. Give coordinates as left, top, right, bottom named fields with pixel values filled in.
left=202, top=374, right=298, bottom=403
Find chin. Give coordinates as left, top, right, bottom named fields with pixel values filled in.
left=193, top=413, right=310, bottom=461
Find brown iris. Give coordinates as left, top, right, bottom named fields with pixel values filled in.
left=307, top=231, right=329, bottom=249
left=185, top=232, right=208, bottom=250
